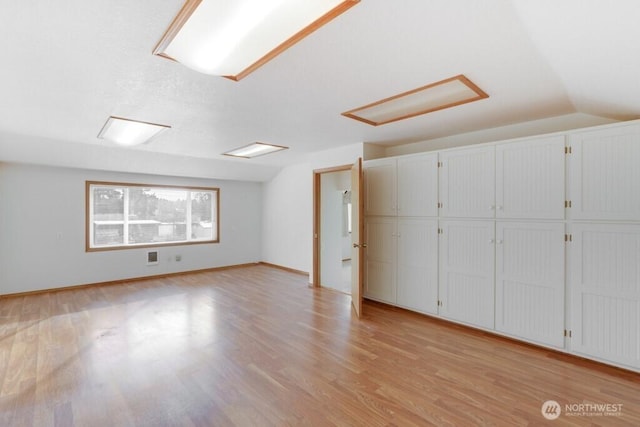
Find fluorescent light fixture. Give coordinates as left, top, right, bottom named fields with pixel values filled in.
left=223, top=142, right=288, bottom=158
left=153, top=0, right=360, bottom=81
left=97, top=116, right=170, bottom=146
left=342, top=75, right=489, bottom=126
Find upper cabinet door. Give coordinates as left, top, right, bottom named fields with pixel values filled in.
left=570, top=124, right=640, bottom=220
left=397, top=153, right=438, bottom=217
left=440, top=146, right=495, bottom=218
left=364, top=159, right=397, bottom=216
left=496, top=136, right=565, bottom=219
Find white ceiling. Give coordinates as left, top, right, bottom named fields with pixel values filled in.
left=0, top=0, right=639, bottom=181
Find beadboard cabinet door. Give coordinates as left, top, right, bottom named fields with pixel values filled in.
left=397, top=153, right=438, bottom=217
left=496, top=136, right=565, bottom=219
left=569, top=223, right=640, bottom=371
left=495, top=221, right=565, bottom=348
left=438, top=220, right=495, bottom=329
left=569, top=124, right=640, bottom=220
left=364, top=159, right=397, bottom=216
left=439, top=146, right=495, bottom=218
left=363, top=217, right=397, bottom=304
left=396, top=218, right=438, bottom=315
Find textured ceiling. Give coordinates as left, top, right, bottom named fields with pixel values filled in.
left=0, top=0, right=638, bottom=180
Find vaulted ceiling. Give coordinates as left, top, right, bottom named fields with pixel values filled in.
left=0, top=0, right=638, bottom=181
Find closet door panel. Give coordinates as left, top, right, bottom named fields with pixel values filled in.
left=397, top=153, right=438, bottom=217
left=364, top=159, right=397, bottom=216
left=439, top=220, right=495, bottom=329
left=396, top=218, right=438, bottom=314
left=496, top=136, right=565, bottom=219
left=439, top=147, right=495, bottom=218
left=570, top=125, right=640, bottom=220
left=364, top=217, right=397, bottom=303
left=570, top=223, right=640, bottom=370
left=495, top=221, right=565, bottom=348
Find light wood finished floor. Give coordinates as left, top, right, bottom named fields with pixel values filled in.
left=1, top=265, right=638, bottom=426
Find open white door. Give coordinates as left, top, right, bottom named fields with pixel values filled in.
left=350, top=158, right=364, bottom=317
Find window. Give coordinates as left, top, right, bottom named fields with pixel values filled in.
left=86, top=181, right=219, bottom=251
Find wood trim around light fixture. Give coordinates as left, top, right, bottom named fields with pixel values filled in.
left=153, top=0, right=203, bottom=61
left=153, top=0, right=360, bottom=80
left=222, top=142, right=289, bottom=159
left=226, top=0, right=360, bottom=81
left=341, top=74, right=489, bottom=126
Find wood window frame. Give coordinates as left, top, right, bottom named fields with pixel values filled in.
left=86, top=181, right=220, bottom=252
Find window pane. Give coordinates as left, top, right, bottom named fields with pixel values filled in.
left=129, top=187, right=187, bottom=244
left=93, top=187, right=124, bottom=246
left=87, top=182, right=219, bottom=250
left=191, top=191, right=215, bottom=240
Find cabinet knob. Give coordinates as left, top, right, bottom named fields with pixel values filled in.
left=497, top=239, right=503, bottom=244
left=489, top=205, right=495, bottom=210
left=489, top=239, right=495, bottom=244
left=497, top=205, right=503, bottom=210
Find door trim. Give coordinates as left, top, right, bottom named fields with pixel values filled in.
left=312, top=164, right=353, bottom=288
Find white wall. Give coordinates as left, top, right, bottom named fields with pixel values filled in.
left=261, top=143, right=363, bottom=283
left=0, top=162, right=262, bottom=295
left=385, top=113, right=617, bottom=157
left=0, top=131, right=280, bottom=182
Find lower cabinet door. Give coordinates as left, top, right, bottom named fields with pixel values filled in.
left=439, top=220, right=495, bottom=329
left=495, top=221, right=565, bottom=348
left=364, top=217, right=397, bottom=304
left=396, top=218, right=438, bottom=315
left=570, top=223, right=640, bottom=371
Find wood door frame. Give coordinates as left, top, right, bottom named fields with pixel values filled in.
left=312, top=164, right=353, bottom=288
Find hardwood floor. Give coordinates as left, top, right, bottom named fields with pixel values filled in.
left=1, top=265, right=638, bottom=426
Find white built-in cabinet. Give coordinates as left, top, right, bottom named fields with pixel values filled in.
left=364, top=160, right=396, bottom=216
left=363, top=153, right=439, bottom=311
left=364, top=216, right=396, bottom=303
left=363, top=121, right=640, bottom=372
left=364, top=153, right=438, bottom=217
left=569, top=223, right=640, bottom=369
left=438, top=220, right=495, bottom=329
left=496, top=136, right=565, bottom=219
left=569, top=126, right=640, bottom=220
left=495, top=221, right=565, bottom=348
left=396, top=218, right=438, bottom=314
left=397, top=155, right=439, bottom=217
left=439, top=146, right=495, bottom=218
left=364, top=216, right=439, bottom=312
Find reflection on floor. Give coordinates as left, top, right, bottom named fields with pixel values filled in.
left=323, top=259, right=351, bottom=294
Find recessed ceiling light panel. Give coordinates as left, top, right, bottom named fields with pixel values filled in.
left=154, top=0, right=360, bottom=81
left=342, top=75, right=489, bottom=126
left=223, top=142, right=289, bottom=158
left=97, top=116, right=170, bottom=146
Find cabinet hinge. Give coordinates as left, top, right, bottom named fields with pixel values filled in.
left=564, top=329, right=572, bottom=338
left=565, top=146, right=572, bottom=154
left=565, top=200, right=572, bottom=208
left=564, top=234, right=572, bottom=242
